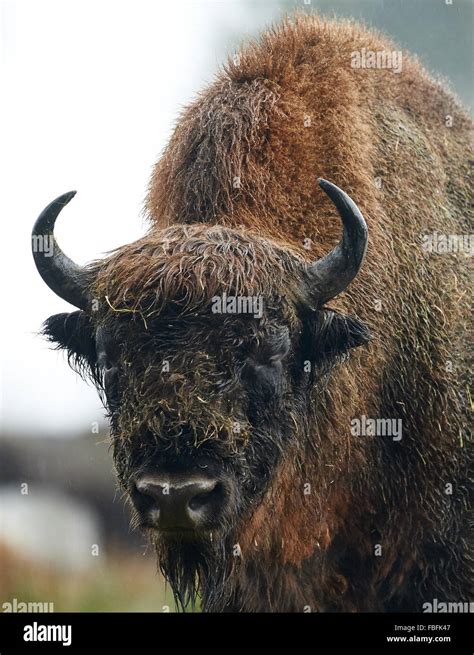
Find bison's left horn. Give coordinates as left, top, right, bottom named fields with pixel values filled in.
left=305, top=178, right=368, bottom=306
left=32, top=191, right=91, bottom=310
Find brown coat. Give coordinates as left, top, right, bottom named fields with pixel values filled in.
left=140, top=15, right=472, bottom=610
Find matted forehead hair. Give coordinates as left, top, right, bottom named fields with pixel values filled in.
left=90, top=224, right=307, bottom=318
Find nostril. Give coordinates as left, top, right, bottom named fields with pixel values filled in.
left=188, top=492, right=211, bottom=511
left=131, top=484, right=159, bottom=518
left=188, top=482, right=222, bottom=512
left=134, top=480, right=163, bottom=503
left=138, top=486, right=157, bottom=501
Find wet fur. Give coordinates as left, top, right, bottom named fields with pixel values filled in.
left=42, top=14, right=472, bottom=611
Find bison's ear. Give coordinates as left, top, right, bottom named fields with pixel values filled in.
left=309, top=309, right=371, bottom=363
left=42, top=311, right=98, bottom=377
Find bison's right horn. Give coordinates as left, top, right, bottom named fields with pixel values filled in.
left=32, top=191, right=91, bottom=310
left=304, top=178, right=368, bottom=307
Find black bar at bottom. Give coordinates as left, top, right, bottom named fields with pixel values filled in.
left=0, top=612, right=471, bottom=652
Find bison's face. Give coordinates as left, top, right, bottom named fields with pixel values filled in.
left=95, top=302, right=299, bottom=538
left=33, top=179, right=369, bottom=606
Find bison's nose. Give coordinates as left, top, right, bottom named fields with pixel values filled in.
left=133, top=474, right=224, bottom=531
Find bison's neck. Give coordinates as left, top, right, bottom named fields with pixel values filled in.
left=199, top=448, right=381, bottom=612
left=205, top=543, right=391, bottom=612
left=202, top=520, right=416, bottom=613
left=199, top=418, right=411, bottom=612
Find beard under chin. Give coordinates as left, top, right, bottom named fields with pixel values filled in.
left=152, top=528, right=238, bottom=612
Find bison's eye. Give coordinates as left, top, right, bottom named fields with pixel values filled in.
left=96, top=326, right=120, bottom=368
left=103, top=362, right=118, bottom=381
left=97, top=346, right=120, bottom=372
left=100, top=358, right=120, bottom=410
left=242, top=357, right=282, bottom=386
left=95, top=327, right=121, bottom=408
left=240, top=326, right=290, bottom=395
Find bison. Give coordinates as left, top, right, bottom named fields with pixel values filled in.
left=32, top=15, right=472, bottom=612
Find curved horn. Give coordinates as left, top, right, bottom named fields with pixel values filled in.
left=32, top=191, right=91, bottom=310
left=305, top=178, right=368, bottom=306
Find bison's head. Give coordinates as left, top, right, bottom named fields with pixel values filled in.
left=32, top=179, right=370, bottom=609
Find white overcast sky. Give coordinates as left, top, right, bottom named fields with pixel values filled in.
left=0, top=0, right=278, bottom=436
left=1, top=0, right=472, bottom=437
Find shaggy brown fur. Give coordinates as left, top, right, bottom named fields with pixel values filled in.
left=43, top=14, right=472, bottom=611
left=143, top=14, right=472, bottom=610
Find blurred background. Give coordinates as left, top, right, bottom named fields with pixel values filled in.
left=1, top=0, right=472, bottom=611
